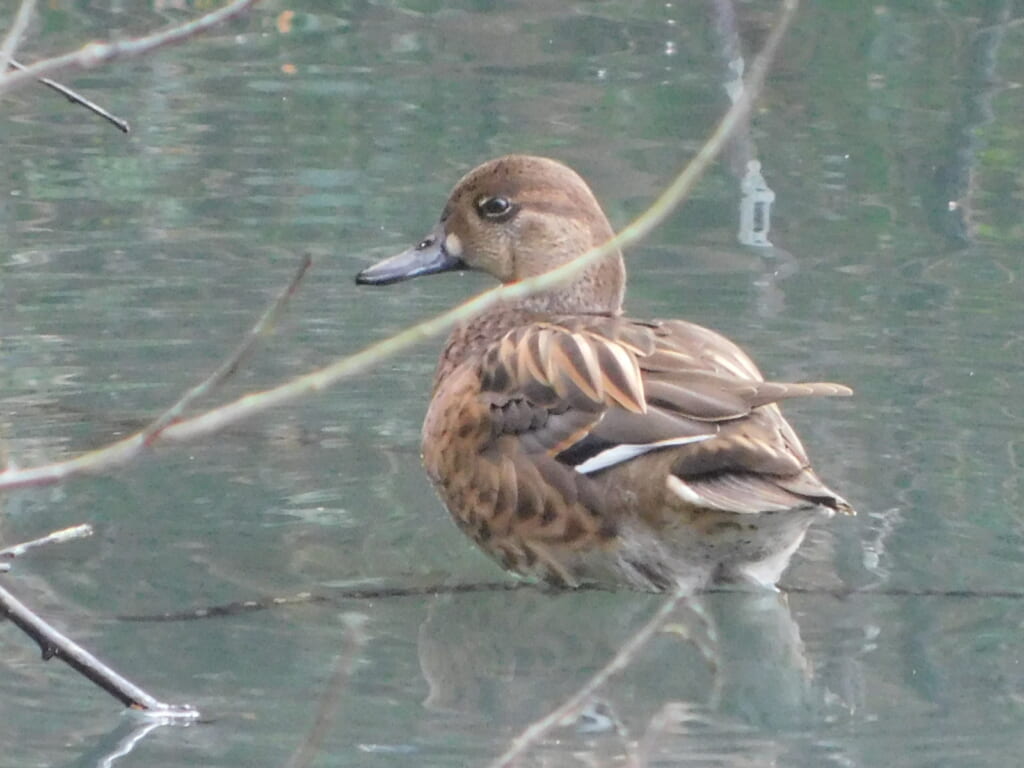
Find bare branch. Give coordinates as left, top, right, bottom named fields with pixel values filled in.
left=0, top=523, right=93, bottom=561
left=8, top=58, right=130, bottom=133
left=138, top=252, right=311, bottom=444
left=0, top=581, right=199, bottom=716
left=0, top=0, right=260, bottom=99
left=0, top=0, right=36, bottom=74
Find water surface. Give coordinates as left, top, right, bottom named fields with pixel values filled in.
left=1, top=2, right=1022, bottom=766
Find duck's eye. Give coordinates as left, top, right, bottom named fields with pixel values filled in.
left=475, top=196, right=513, bottom=220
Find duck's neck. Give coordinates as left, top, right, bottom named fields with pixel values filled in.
left=516, top=250, right=626, bottom=315
left=432, top=254, right=626, bottom=388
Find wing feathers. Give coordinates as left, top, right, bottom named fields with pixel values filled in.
left=668, top=473, right=805, bottom=514
left=548, top=333, right=603, bottom=403
left=748, top=381, right=853, bottom=406
left=591, top=339, right=646, bottom=413
left=644, top=378, right=751, bottom=421
left=478, top=317, right=849, bottom=515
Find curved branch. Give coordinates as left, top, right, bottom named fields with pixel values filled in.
left=0, top=0, right=36, bottom=74
left=0, top=0, right=260, bottom=99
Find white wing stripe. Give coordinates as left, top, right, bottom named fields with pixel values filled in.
left=575, top=434, right=715, bottom=475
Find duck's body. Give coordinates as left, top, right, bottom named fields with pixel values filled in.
left=357, top=155, right=852, bottom=591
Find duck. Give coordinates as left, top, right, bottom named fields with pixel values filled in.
left=356, top=155, right=853, bottom=591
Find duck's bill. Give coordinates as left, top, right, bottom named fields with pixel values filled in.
left=355, top=226, right=465, bottom=286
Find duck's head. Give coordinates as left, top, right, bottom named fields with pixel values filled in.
left=356, top=155, right=626, bottom=315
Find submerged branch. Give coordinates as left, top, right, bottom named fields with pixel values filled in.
left=116, top=579, right=1024, bottom=624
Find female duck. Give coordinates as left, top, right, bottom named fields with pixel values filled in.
left=357, top=155, right=852, bottom=591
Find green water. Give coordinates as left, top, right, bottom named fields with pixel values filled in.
left=2, top=2, right=1022, bottom=766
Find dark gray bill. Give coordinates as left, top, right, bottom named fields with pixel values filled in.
left=355, top=225, right=464, bottom=286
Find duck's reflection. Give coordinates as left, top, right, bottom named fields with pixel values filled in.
left=416, top=585, right=827, bottom=745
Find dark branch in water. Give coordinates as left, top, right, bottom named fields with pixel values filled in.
left=119, top=578, right=1024, bottom=625
left=118, top=581, right=532, bottom=622
left=0, top=581, right=198, bottom=717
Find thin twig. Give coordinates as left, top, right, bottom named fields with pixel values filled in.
left=8, top=58, right=130, bottom=133
left=0, top=0, right=36, bottom=75
left=0, top=255, right=310, bottom=490
left=139, top=253, right=311, bottom=444
left=0, top=523, right=93, bottom=560
left=485, top=587, right=692, bottom=768
left=285, top=614, right=369, bottom=768
left=0, top=0, right=260, bottom=99
left=0, top=581, right=199, bottom=716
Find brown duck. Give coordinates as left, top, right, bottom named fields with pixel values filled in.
left=357, top=155, right=853, bottom=591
